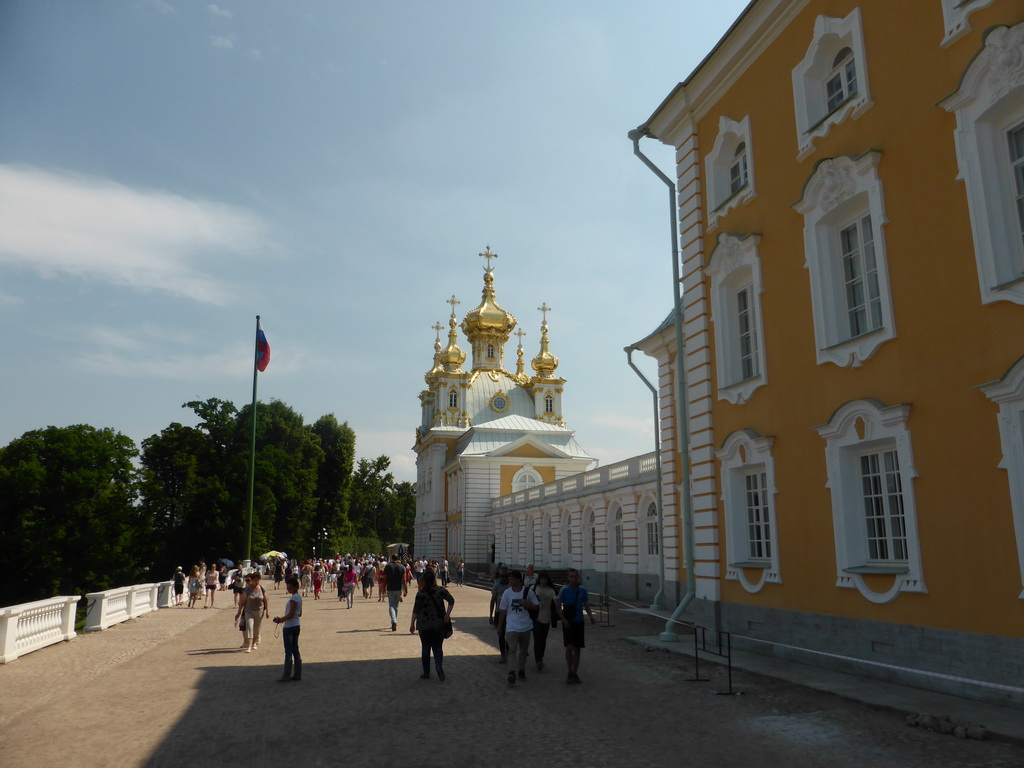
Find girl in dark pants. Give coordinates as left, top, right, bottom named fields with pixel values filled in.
left=273, top=577, right=303, bottom=681
left=410, top=569, right=455, bottom=681
left=532, top=571, right=563, bottom=671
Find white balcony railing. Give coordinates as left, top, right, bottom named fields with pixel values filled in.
left=0, top=596, right=80, bottom=664
left=491, top=452, right=657, bottom=512
left=84, top=582, right=163, bottom=632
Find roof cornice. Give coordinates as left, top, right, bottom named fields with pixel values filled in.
left=643, top=0, right=810, bottom=145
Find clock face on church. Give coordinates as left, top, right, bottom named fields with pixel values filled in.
left=491, top=393, right=509, bottom=412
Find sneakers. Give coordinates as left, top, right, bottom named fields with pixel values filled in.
left=507, top=671, right=516, bottom=685
left=391, top=622, right=397, bottom=632
left=437, top=668, right=446, bottom=682
left=517, top=670, right=526, bottom=681
left=536, top=661, right=545, bottom=672
left=570, top=672, right=581, bottom=684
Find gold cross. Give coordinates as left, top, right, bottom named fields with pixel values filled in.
left=479, top=245, right=499, bottom=271
left=432, top=322, right=443, bottom=342
left=537, top=302, right=551, bottom=323
left=515, top=329, right=527, bottom=346
left=447, top=295, right=460, bottom=315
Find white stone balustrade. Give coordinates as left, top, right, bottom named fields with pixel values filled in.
left=85, top=582, right=162, bottom=632
left=0, top=596, right=80, bottom=664
left=156, top=580, right=175, bottom=608
left=491, top=451, right=657, bottom=512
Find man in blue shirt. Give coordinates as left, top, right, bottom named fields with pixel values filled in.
left=557, top=567, right=595, bottom=684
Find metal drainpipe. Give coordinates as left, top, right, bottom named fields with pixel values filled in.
left=629, top=126, right=695, bottom=642
left=625, top=345, right=666, bottom=612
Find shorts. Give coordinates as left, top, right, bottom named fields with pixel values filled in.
left=206, top=584, right=217, bottom=592
left=232, top=585, right=244, bottom=594
left=562, top=622, right=586, bottom=649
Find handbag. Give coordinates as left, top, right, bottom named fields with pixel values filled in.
left=427, top=589, right=454, bottom=638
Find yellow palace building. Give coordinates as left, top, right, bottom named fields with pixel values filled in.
left=632, top=0, right=1024, bottom=704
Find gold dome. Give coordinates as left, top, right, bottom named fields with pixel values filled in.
left=424, top=321, right=445, bottom=385
left=531, top=307, right=559, bottom=378
left=438, top=296, right=466, bottom=372
left=461, top=268, right=516, bottom=343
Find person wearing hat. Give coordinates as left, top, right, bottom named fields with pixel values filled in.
left=172, top=567, right=185, bottom=607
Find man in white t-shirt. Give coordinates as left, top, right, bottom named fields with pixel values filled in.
left=498, top=570, right=540, bottom=684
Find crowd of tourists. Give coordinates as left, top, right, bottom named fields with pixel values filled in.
left=168, top=553, right=591, bottom=687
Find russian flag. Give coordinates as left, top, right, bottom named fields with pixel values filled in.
left=256, top=318, right=271, bottom=372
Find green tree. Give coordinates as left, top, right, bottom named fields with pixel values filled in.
left=140, top=399, right=245, bottom=574
left=0, top=425, right=148, bottom=603
left=349, top=455, right=395, bottom=541
left=235, top=400, right=324, bottom=559
left=392, top=480, right=417, bottom=544
left=310, top=414, right=356, bottom=541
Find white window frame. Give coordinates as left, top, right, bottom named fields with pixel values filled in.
left=645, top=502, right=659, bottom=558
left=792, top=8, right=873, bottom=160
left=448, top=388, right=458, bottom=409
left=939, top=0, right=996, bottom=48
left=614, top=508, right=623, bottom=556
left=512, top=465, right=541, bottom=493
left=815, top=399, right=926, bottom=604
left=794, top=151, right=896, bottom=368
left=705, top=115, right=756, bottom=231
left=717, top=429, right=781, bottom=593
left=707, top=233, right=768, bottom=403
left=941, top=21, right=1024, bottom=306
left=979, top=356, right=1024, bottom=599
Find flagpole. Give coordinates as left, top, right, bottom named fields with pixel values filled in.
left=246, top=315, right=260, bottom=564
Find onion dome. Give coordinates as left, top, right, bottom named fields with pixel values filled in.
left=461, top=254, right=517, bottom=344
left=531, top=303, right=559, bottom=378
left=424, top=321, right=445, bottom=385
left=514, top=329, right=527, bottom=382
left=437, top=296, right=466, bottom=372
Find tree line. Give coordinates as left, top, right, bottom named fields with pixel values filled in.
left=0, top=398, right=415, bottom=605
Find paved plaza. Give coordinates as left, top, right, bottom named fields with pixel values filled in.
left=2, top=584, right=1021, bottom=768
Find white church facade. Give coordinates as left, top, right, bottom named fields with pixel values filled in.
left=413, top=248, right=596, bottom=571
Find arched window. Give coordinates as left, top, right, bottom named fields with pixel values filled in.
left=825, top=47, right=857, bottom=114
left=646, top=502, right=659, bottom=556
left=448, top=388, right=458, bottom=409
left=544, top=395, right=553, bottom=413
left=614, top=509, right=623, bottom=555
left=487, top=344, right=495, bottom=358
left=791, top=8, right=872, bottom=159
left=730, top=141, right=749, bottom=196
left=513, top=467, right=541, bottom=493
left=589, top=512, right=596, bottom=555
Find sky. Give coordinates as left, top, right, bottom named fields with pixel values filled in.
left=0, top=0, right=750, bottom=482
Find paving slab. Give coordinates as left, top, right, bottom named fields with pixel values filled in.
left=2, top=585, right=1022, bottom=767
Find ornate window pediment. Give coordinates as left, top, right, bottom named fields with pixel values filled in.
left=941, top=21, right=1024, bottom=305
left=792, top=8, right=873, bottom=160
left=793, top=152, right=896, bottom=368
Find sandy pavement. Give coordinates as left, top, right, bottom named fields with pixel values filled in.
left=1, top=582, right=1021, bottom=768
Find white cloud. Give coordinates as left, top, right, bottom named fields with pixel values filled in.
left=210, top=35, right=235, bottom=50
left=151, top=0, right=175, bottom=15
left=247, top=48, right=263, bottom=61
left=0, top=165, right=266, bottom=305
left=72, top=323, right=307, bottom=381
left=207, top=4, right=232, bottom=18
